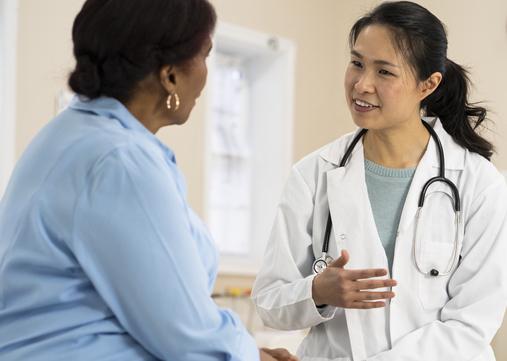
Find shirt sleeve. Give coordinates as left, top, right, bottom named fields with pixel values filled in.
left=252, top=166, right=339, bottom=330
left=367, top=177, right=507, bottom=361
left=70, top=143, right=259, bottom=361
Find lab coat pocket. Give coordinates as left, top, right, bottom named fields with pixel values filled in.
left=417, top=241, right=454, bottom=310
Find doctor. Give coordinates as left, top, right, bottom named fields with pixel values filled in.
left=252, top=2, right=507, bottom=360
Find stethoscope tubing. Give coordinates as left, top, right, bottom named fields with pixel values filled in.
left=314, top=120, right=461, bottom=277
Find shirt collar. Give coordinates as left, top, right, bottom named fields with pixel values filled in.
left=69, top=95, right=176, bottom=162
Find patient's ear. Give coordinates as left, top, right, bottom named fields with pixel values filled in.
left=159, top=65, right=178, bottom=94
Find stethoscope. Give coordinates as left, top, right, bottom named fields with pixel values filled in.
left=312, top=120, right=461, bottom=277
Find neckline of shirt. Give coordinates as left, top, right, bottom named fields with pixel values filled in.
left=69, top=95, right=177, bottom=163
left=364, top=158, right=416, bottom=179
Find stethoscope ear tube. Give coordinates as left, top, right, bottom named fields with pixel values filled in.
left=321, top=215, right=333, bottom=255
left=418, top=176, right=461, bottom=212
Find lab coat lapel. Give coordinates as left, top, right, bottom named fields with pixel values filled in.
left=325, top=141, right=386, bottom=361
left=326, top=142, right=387, bottom=268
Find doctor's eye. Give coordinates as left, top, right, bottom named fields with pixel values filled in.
left=351, top=60, right=363, bottom=68
left=378, top=69, right=394, bottom=76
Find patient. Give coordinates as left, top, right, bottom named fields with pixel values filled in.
left=0, top=0, right=296, bottom=360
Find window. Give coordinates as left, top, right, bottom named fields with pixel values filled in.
left=205, top=23, right=295, bottom=274
left=207, top=54, right=253, bottom=255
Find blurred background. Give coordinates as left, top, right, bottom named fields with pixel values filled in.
left=1, top=0, right=506, bottom=357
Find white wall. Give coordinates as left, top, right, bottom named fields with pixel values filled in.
left=0, top=0, right=18, bottom=196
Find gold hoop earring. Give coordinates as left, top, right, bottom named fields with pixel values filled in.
left=166, top=93, right=180, bottom=111
left=419, top=106, right=427, bottom=118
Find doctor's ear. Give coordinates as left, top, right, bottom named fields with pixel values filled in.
left=419, top=72, right=442, bottom=101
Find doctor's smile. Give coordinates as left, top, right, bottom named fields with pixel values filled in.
left=352, top=98, right=380, bottom=112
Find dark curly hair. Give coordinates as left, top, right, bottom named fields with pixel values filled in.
left=68, top=0, right=216, bottom=103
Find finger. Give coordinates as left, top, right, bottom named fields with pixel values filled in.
left=344, top=268, right=388, bottom=280
left=354, top=291, right=395, bottom=301
left=328, top=249, right=350, bottom=268
left=263, top=348, right=290, bottom=358
left=272, top=348, right=298, bottom=361
left=353, top=278, right=397, bottom=290
left=260, top=350, right=277, bottom=361
left=350, top=300, right=387, bottom=309
left=261, top=348, right=298, bottom=361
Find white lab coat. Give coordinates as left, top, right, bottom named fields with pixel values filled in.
left=252, top=118, right=507, bottom=361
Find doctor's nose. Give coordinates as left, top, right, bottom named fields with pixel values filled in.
left=353, top=72, right=376, bottom=94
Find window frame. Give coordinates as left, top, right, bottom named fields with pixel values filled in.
left=0, top=0, right=18, bottom=196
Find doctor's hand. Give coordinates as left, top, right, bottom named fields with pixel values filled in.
left=312, top=250, right=396, bottom=309
left=260, top=347, right=299, bottom=361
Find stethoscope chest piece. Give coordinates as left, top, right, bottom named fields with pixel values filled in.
left=312, top=254, right=334, bottom=274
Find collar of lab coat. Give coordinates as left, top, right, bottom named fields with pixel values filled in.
left=319, top=117, right=465, bottom=171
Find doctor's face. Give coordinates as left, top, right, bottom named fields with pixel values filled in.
left=344, top=25, right=424, bottom=131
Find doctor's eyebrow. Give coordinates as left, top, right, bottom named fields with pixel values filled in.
left=350, top=50, right=400, bottom=68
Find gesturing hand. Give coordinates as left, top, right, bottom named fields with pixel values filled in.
left=312, top=249, right=396, bottom=309
left=260, top=348, right=298, bottom=361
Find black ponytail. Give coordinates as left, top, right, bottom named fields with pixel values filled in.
left=350, top=1, right=494, bottom=160
left=423, top=59, right=493, bottom=160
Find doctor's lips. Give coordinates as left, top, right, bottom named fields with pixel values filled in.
left=352, top=98, right=380, bottom=112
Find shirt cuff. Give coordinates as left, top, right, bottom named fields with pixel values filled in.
left=236, top=328, right=260, bottom=361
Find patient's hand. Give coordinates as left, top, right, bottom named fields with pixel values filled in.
left=260, top=347, right=298, bottom=361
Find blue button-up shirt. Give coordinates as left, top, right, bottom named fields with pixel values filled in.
left=0, top=97, right=259, bottom=360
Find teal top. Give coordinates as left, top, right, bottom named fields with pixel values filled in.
left=364, top=159, right=416, bottom=274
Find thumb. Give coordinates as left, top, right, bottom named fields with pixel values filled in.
left=328, top=249, right=349, bottom=268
